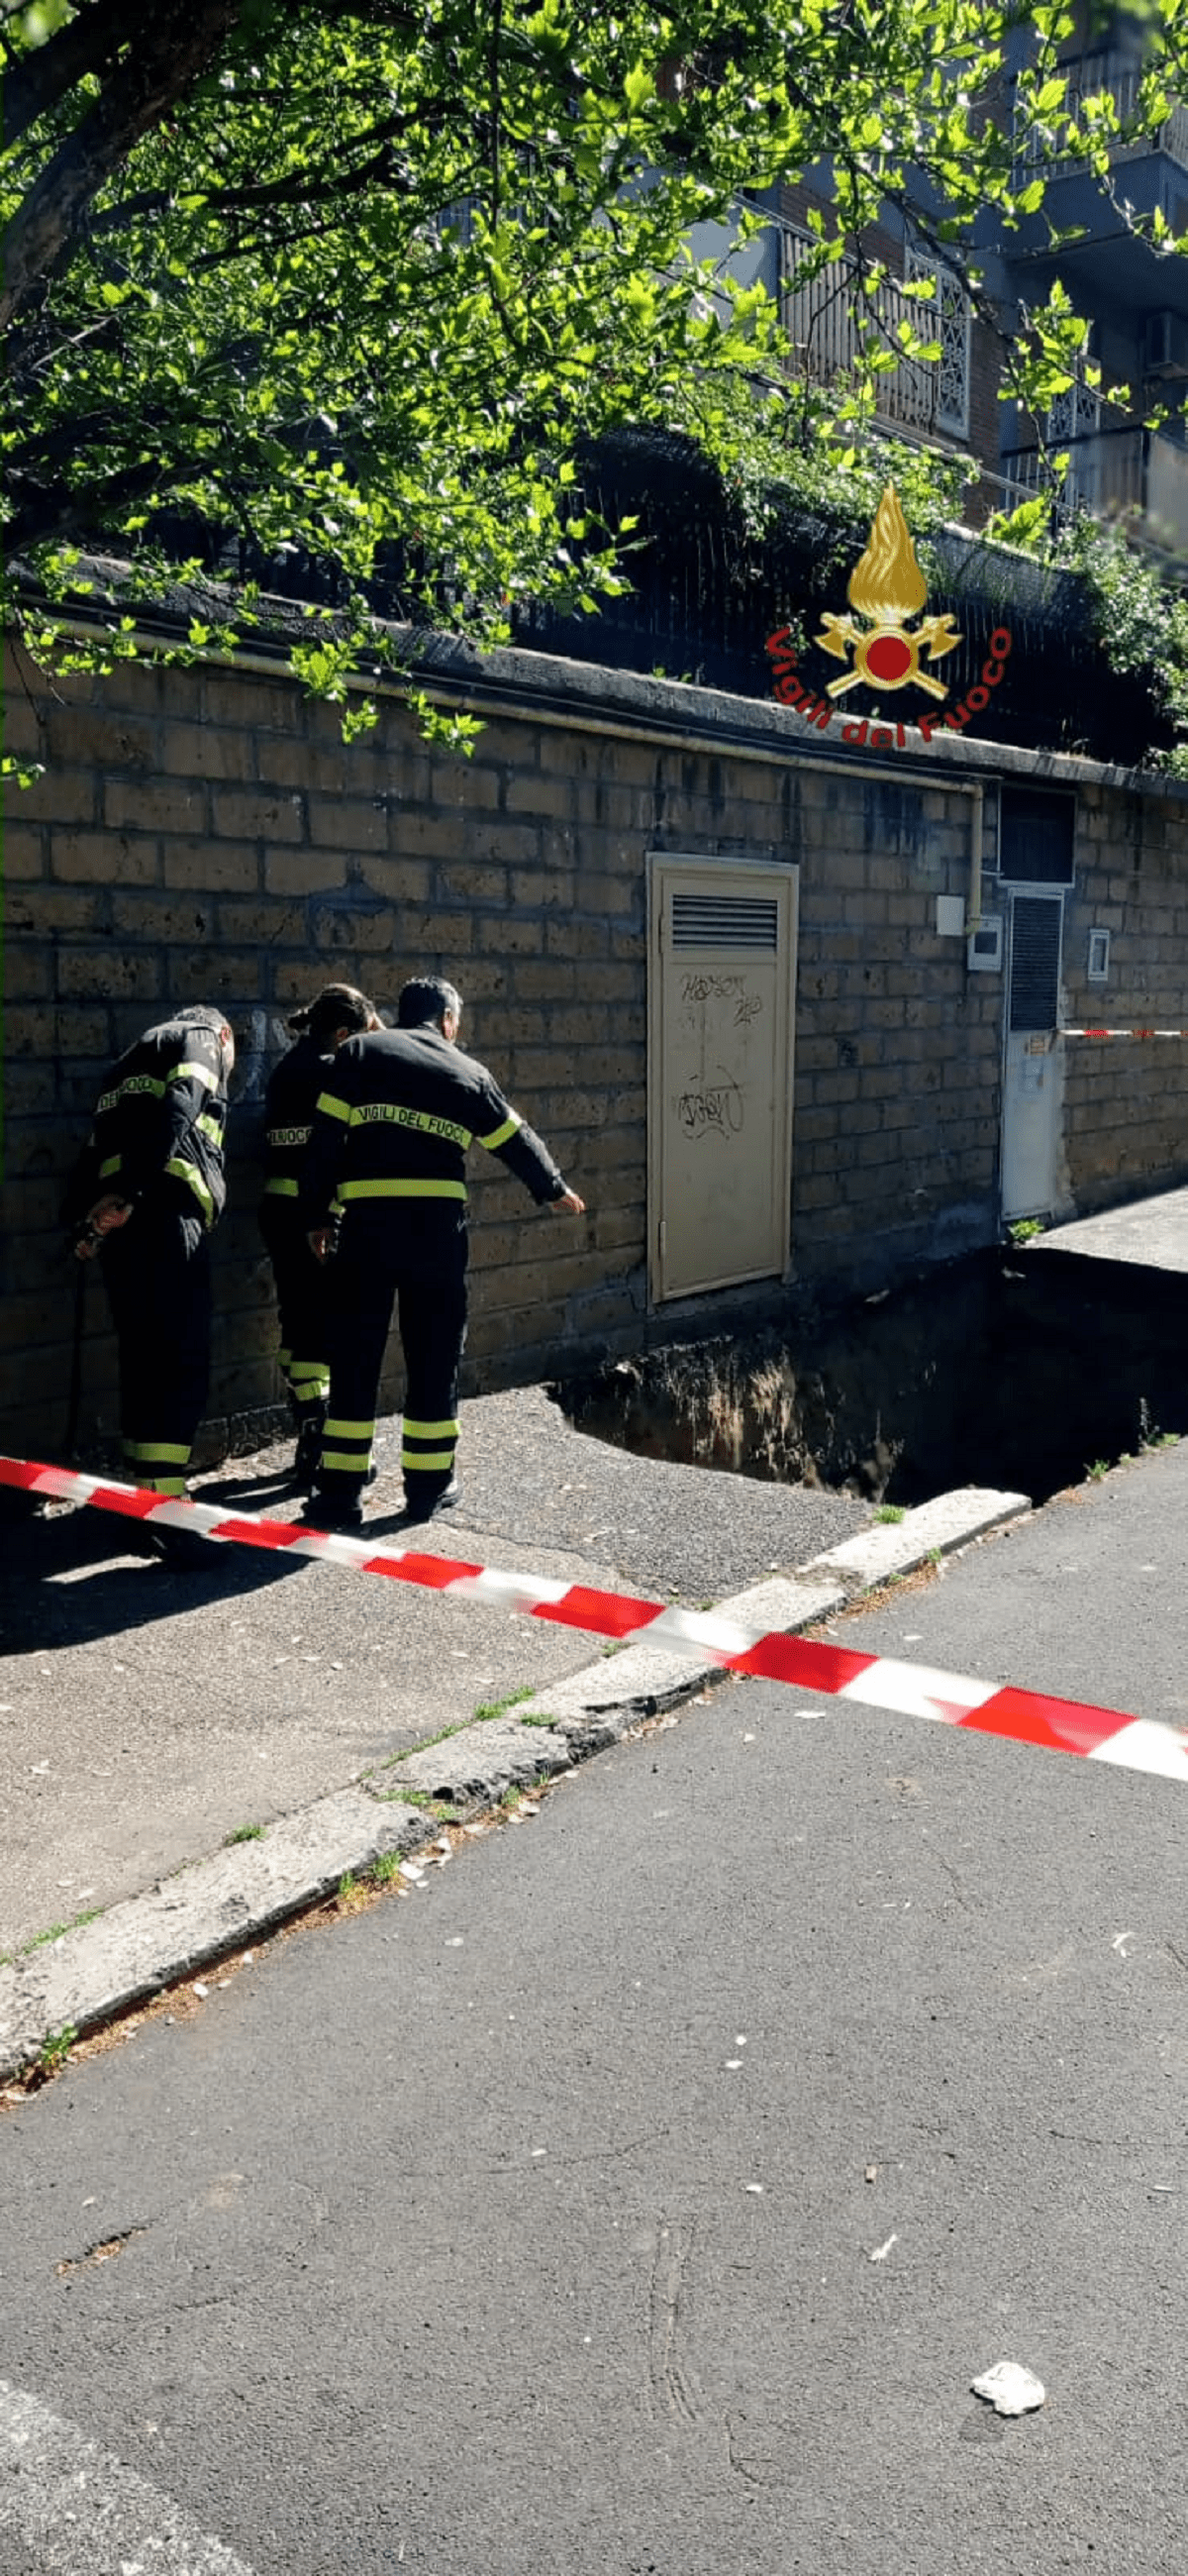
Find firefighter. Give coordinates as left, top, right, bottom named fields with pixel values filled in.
left=259, top=981, right=377, bottom=1488
left=64, top=1005, right=235, bottom=1554
left=297, top=975, right=585, bottom=1529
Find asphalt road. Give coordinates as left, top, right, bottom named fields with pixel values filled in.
left=2, top=1445, right=1186, bottom=2575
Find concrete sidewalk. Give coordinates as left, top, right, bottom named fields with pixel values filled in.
left=0, top=1383, right=1029, bottom=2077
left=0, top=1386, right=870, bottom=1951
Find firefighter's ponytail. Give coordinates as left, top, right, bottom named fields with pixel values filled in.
left=288, top=983, right=376, bottom=1047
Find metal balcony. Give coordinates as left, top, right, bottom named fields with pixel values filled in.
left=1015, top=51, right=1188, bottom=174
left=1002, top=417, right=1188, bottom=552
left=778, top=228, right=971, bottom=443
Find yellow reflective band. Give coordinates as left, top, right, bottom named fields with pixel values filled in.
left=123, top=1440, right=191, bottom=1464
left=196, top=1111, right=224, bottom=1143
left=337, top=1179, right=467, bottom=1202
left=263, top=1177, right=299, bottom=1195
left=98, top=1155, right=123, bottom=1180
left=322, top=1449, right=371, bottom=1473
left=325, top=1417, right=375, bottom=1439
left=289, top=1363, right=329, bottom=1384
left=165, top=1059, right=218, bottom=1091
left=316, top=1090, right=350, bottom=1123
left=165, top=1157, right=215, bottom=1222
left=401, top=1448, right=454, bottom=1471
left=348, top=1101, right=471, bottom=1149
left=136, top=1476, right=188, bottom=1497
left=97, top=1074, right=166, bottom=1112
left=402, top=1418, right=460, bottom=1440
left=477, top=1112, right=522, bottom=1151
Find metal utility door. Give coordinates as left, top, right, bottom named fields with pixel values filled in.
left=648, top=857, right=798, bottom=1301
left=1000, top=891, right=1063, bottom=1222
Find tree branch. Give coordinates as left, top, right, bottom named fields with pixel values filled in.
left=2, top=0, right=157, bottom=153
left=0, top=0, right=244, bottom=333
left=85, top=99, right=461, bottom=236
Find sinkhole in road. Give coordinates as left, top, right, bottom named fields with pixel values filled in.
left=553, top=1246, right=1188, bottom=1508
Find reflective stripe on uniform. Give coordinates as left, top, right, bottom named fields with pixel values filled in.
left=133, top=1475, right=188, bottom=1496
left=95, top=1061, right=219, bottom=1117
left=476, top=1111, right=522, bottom=1151
left=123, top=1440, right=191, bottom=1465
left=165, top=1059, right=219, bottom=1091
left=98, top=1155, right=123, bottom=1180
left=263, top=1177, right=300, bottom=1196
left=164, top=1157, right=215, bottom=1223
left=315, top=1090, right=351, bottom=1122
left=400, top=1447, right=455, bottom=1471
left=348, top=1102, right=472, bottom=1148
left=337, top=1178, right=466, bottom=1202
left=96, top=1074, right=165, bottom=1113
left=402, top=1418, right=460, bottom=1441
left=321, top=1415, right=374, bottom=1473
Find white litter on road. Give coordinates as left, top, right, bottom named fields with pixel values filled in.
left=971, top=2360, right=1046, bottom=2417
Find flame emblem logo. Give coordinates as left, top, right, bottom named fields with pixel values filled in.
left=816, top=483, right=960, bottom=702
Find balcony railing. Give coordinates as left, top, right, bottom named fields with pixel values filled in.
left=1002, top=413, right=1188, bottom=550
left=778, top=228, right=971, bottom=442
left=1014, top=50, right=1188, bottom=173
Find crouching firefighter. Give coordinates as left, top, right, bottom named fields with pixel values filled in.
left=258, top=982, right=377, bottom=1489
left=64, top=1006, right=235, bottom=1541
left=297, top=975, right=585, bottom=1530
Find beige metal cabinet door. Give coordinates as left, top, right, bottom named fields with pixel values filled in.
left=648, top=857, right=798, bottom=1301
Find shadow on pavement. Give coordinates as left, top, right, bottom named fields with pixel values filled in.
left=0, top=1468, right=439, bottom=1658
left=0, top=1493, right=306, bottom=1655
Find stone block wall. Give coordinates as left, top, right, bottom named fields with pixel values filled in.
left=1060, top=777, right=1188, bottom=1210
left=4, top=630, right=1188, bottom=1468
left=1, top=647, right=657, bottom=1463
left=785, top=769, right=1001, bottom=1282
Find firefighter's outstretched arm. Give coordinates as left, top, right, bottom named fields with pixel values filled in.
left=476, top=1079, right=583, bottom=1209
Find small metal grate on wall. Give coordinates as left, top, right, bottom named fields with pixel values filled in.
left=1010, top=894, right=1063, bottom=1031
left=670, top=893, right=780, bottom=949
left=1000, top=784, right=1075, bottom=884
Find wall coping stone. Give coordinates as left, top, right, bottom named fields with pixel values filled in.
left=25, top=558, right=1188, bottom=806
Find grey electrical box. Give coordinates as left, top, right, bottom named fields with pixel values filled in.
left=967, top=913, right=1004, bottom=973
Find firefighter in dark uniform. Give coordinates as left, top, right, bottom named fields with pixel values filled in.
left=65, top=1006, right=235, bottom=1520
left=298, top=975, right=585, bottom=1528
left=259, top=981, right=377, bottom=1488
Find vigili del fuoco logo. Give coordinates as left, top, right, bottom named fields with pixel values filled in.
left=765, top=482, right=1012, bottom=754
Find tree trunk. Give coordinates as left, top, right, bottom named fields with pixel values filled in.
left=0, top=0, right=245, bottom=337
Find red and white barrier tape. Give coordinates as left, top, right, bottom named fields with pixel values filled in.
left=1061, top=1027, right=1188, bottom=1040
left=4, top=1453, right=1185, bottom=1784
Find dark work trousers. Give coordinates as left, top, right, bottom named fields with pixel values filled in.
left=258, top=1196, right=332, bottom=1425
left=317, top=1207, right=468, bottom=1509
left=99, top=1189, right=212, bottom=1494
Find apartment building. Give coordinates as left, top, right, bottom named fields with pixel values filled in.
left=771, top=8, right=1188, bottom=555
